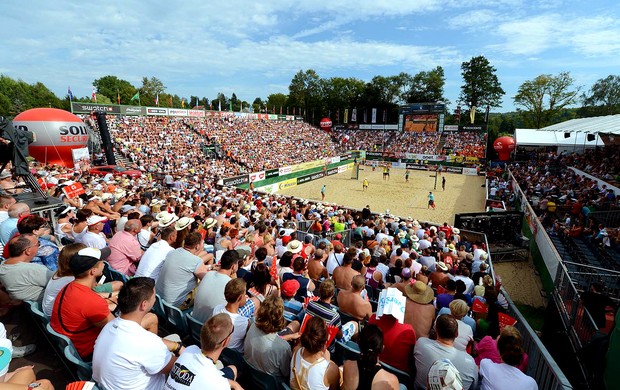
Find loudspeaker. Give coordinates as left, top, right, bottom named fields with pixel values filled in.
left=564, top=132, right=570, bottom=139
left=94, top=112, right=116, bottom=166
left=587, top=134, right=595, bottom=142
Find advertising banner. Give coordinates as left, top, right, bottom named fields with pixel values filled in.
left=445, top=166, right=464, bottom=174
left=443, top=125, right=459, bottom=132
left=222, top=174, right=249, bottom=186
left=460, top=124, right=487, bottom=132
left=121, top=105, right=145, bottom=116
left=405, top=163, right=427, bottom=170
left=265, top=169, right=279, bottom=179
left=268, top=114, right=278, bottom=120
left=326, top=168, right=338, bottom=176
left=146, top=107, right=168, bottom=116
left=297, top=171, right=325, bottom=185
left=279, top=166, right=292, bottom=176
left=463, top=168, right=478, bottom=175
left=71, top=102, right=121, bottom=114
left=62, top=182, right=86, bottom=199
left=249, top=171, right=266, bottom=183
left=168, top=109, right=188, bottom=116
left=465, top=156, right=480, bottom=163
left=338, top=164, right=351, bottom=173
left=278, top=178, right=297, bottom=191
left=281, top=159, right=324, bottom=175
left=188, top=109, right=205, bottom=117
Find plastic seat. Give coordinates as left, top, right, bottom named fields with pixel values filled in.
left=152, top=293, right=166, bottom=319
left=102, top=261, right=128, bottom=283
left=243, top=356, right=291, bottom=390
left=186, top=312, right=203, bottom=345
left=335, top=339, right=361, bottom=364
left=64, top=345, right=93, bottom=381
left=161, top=298, right=189, bottom=336
left=46, top=322, right=74, bottom=354
left=26, top=300, right=50, bottom=329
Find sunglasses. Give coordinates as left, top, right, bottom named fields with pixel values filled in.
left=217, top=325, right=235, bottom=345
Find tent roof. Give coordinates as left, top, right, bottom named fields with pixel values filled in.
left=515, top=128, right=603, bottom=146
left=538, top=114, right=620, bottom=134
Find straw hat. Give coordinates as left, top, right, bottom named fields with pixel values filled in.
left=286, top=239, right=303, bottom=254
left=175, top=216, right=195, bottom=231
left=404, top=281, right=434, bottom=304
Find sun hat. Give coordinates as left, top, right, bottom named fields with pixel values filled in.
left=404, top=281, right=434, bottom=304
left=452, top=228, right=460, bottom=234
left=286, top=239, right=303, bottom=254
left=0, top=171, right=12, bottom=180
left=86, top=215, right=108, bottom=226
left=204, top=217, right=217, bottom=229
left=175, top=216, right=195, bottom=231
left=437, top=262, right=449, bottom=272
left=159, top=213, right=179, bottom=228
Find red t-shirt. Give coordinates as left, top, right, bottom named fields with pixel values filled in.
left=50, top=282, right=109, bottom=358
left=368, top=313, right=416, bottom=372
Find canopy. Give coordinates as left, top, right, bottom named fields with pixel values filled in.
left=515, top=128, right=603, bottom=150
left=538, top=114, right=620, bottom=135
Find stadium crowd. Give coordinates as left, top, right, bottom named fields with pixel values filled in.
left=0, top=114, right=536, bottom=390
left=443, top=132, right=487, bottom=159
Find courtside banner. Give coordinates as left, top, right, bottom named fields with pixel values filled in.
left=278, top=178, right=297, bottom=190
left=265, top=169, right=279, bottom=179
left=249, top=171, right=266, bottom=183
left=168, top=109, right=188, bottom=116
left=188, top=110, right=205, bottom=117
left=146, top=107, right=168, bottom=115
left=121, top=106, right=145, bottom=116
left=71, top=102, right=120, bottom=114
left=446, top=167, right=463, bottom=174
left=297, top=171, right=325, bottom=185
left=222, top=174, right=249, bottom=186
left=326, top=168, right=338, bottom=176
left=405, top=163, right=426, bottom=170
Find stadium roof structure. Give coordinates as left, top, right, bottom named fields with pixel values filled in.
left=515, top=128, right=603, bottom=147
left=538, top=114, right=620, bottom=135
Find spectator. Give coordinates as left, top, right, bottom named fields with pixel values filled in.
left=107, top=219, right=143, bottom=276
left=193, top=249, right=240, bottom=322
left=165, top=313, right=243, bottom=390
left=244, top=295, right=296, bottom=382
left=51, top=247, right=114, bottom=360
left=281, top=279, right=303, bottom=322
left=211, top=278, right=251, bottom=353
left=332, top=250, right=359, bottom=291
left=16, top=214, right=60, bottom=271
left=341, top=324, right=400, bottom=390
left=479, top=326, right=537, bottom=390
left=0, top=234, right=53, bottom=303
left=134, top=226, right=177, bottom=281
left=290, top=316, right=339, bottom=390
left=93, top=277, right=181, bottom=390
left=307, top=248, right=328, bottom=281
left=337, top=275, right=372, bottom=321
left=0, top=202, right=30, bottom=251
left=282, top=255, right=315, bottom=301
left=156, top=232, right=210, bottom=308
left=414, top=314, right=479, bottom=390
left=79, top=215, right=108, bottom=250
left=404, top=281, right=436, bottom=338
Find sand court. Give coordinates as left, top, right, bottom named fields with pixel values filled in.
left=278, top=166, right=486, bottom=225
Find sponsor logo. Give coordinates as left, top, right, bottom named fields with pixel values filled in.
left=326, top=168, right=338, bottom=176
left=124, top=107, right=142, bottom=115
left=266, top=169, right=279, bottom=179
left=222, top=175, right=249, bottom=186
left=72, top=103, right=120, bottom=113
left=169, top=363, right=195, bottom=386
left=168, top=109, right=188, bottom=116
left=147, top=108, right=167, bottom=114
left=405, top=163, right=426, bottom=170
left=279, top=179, right=297, bottom=190
left=446, top=167, right=463, bottom=174
left=279, top=166, right=292, bottom=176
left=249, top=171, right=265, bottom=183
left=320, top=119, right=332, bottom=128
left=188, top=110, right=205, bottom=117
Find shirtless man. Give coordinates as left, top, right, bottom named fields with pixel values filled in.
left=336, top=275, right=372, bottom=320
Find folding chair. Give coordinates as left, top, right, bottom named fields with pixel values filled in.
left=243, top=356, right=291, bottom=390
left=185, top=311, right=203, bottom=345
left=161, top=298, right=189, bottom=336
left=64, top=345, right=94, bottom=381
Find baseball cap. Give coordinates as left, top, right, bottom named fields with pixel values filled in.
left=281, top=279, right=300, bottom=298
left=87, top=215, right=108, bottom=226
left=69, top=247, right=110, bottom=275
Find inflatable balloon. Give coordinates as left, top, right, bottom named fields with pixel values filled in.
left=493, top=136, right=515, bottom=161
left=319, top=117, right=332, bottom=132
left=13, top=108, right=90, bottom=168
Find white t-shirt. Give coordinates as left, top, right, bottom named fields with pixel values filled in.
left=326, top=253, right=344, bottom=275
left=93, top=317, right=172, bottom=390
left=164, top=345, right=229, bottom=390
left=211, top=304, right=250, bottom=353
left=480, top=358, right=537, bottom=390
left=135, top=240, right=174, bottom=281
left=80, top=231, right=107, bottom=249
left=42, top=275, right=74, bottom=317
left=453, top=319, right=474, bottom=352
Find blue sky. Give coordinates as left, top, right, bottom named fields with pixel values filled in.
left=2, top=0, right=620, bottom=112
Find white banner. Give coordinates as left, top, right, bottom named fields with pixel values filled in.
left=168, top=109, right=188, bottom=116
left=249, top=171, right=266, bottom=183
left=463, top=167, right=478, bottom=175
left=371, top=108, right=377, bottom=124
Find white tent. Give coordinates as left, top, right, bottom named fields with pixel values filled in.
left=537, top=114, right=620, bottom=135
left=515, top=128, right=603, bottom=153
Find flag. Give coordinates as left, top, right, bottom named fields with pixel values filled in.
left=280, top=106, right=282, bottom=115
left=336, top=110, right=340, bottom=122
left=455, top=105, right=461, bottom=123
left=218, top=100, right=221, bottom=111
left=130, top=91, right=140, bottom=102
left=484, top=105, right=490, bottom=123
left=363, top=109, right=367, bottom=123
left=293, top=107, right=296, bottom=115
left=383, top=109, right=387, bottom=123
left=168, top=96, right=173, bottom=107
left=351, top=108, right=357, bottom=122
left=117, top=91, right=121, bottom=105
left=371, top=108, right=377, bottom=124
left=286, top=107, right=289, bottom=115
left=155, top=94, right=159, bottom=106
left=229, top=101, right=232, bottom=111
left=344, top=109, right=348, bottom=124
left=91, top=87, right=97, bottom=102
left=68, top=86, right=73, bottom=101
left=181, top=98, right=185, bottom=108
left=469, top=106, right=476, bottom=124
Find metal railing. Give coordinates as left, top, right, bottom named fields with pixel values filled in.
left=502, top=287, right=574, bottom=389
left=563, top=261, right=620, bottom=303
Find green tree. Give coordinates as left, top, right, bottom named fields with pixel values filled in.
left=582, top=75, right=620, bottom=115
left=513, top=72, right=579, bottom=129
left=252, top=97, right=265, bottom=113
left=288, top=69, right=321, bottom=117
left=266, top=93, right=287, bottom=114
left=406, top=66, right=448, bottom=104
left=140, top=77, right=166, bottom=106
left=459, top=56, right=505, bottom=122
left=92, top=76, right=136, bottom=104
left=213, top=93, right=229, bottom=111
